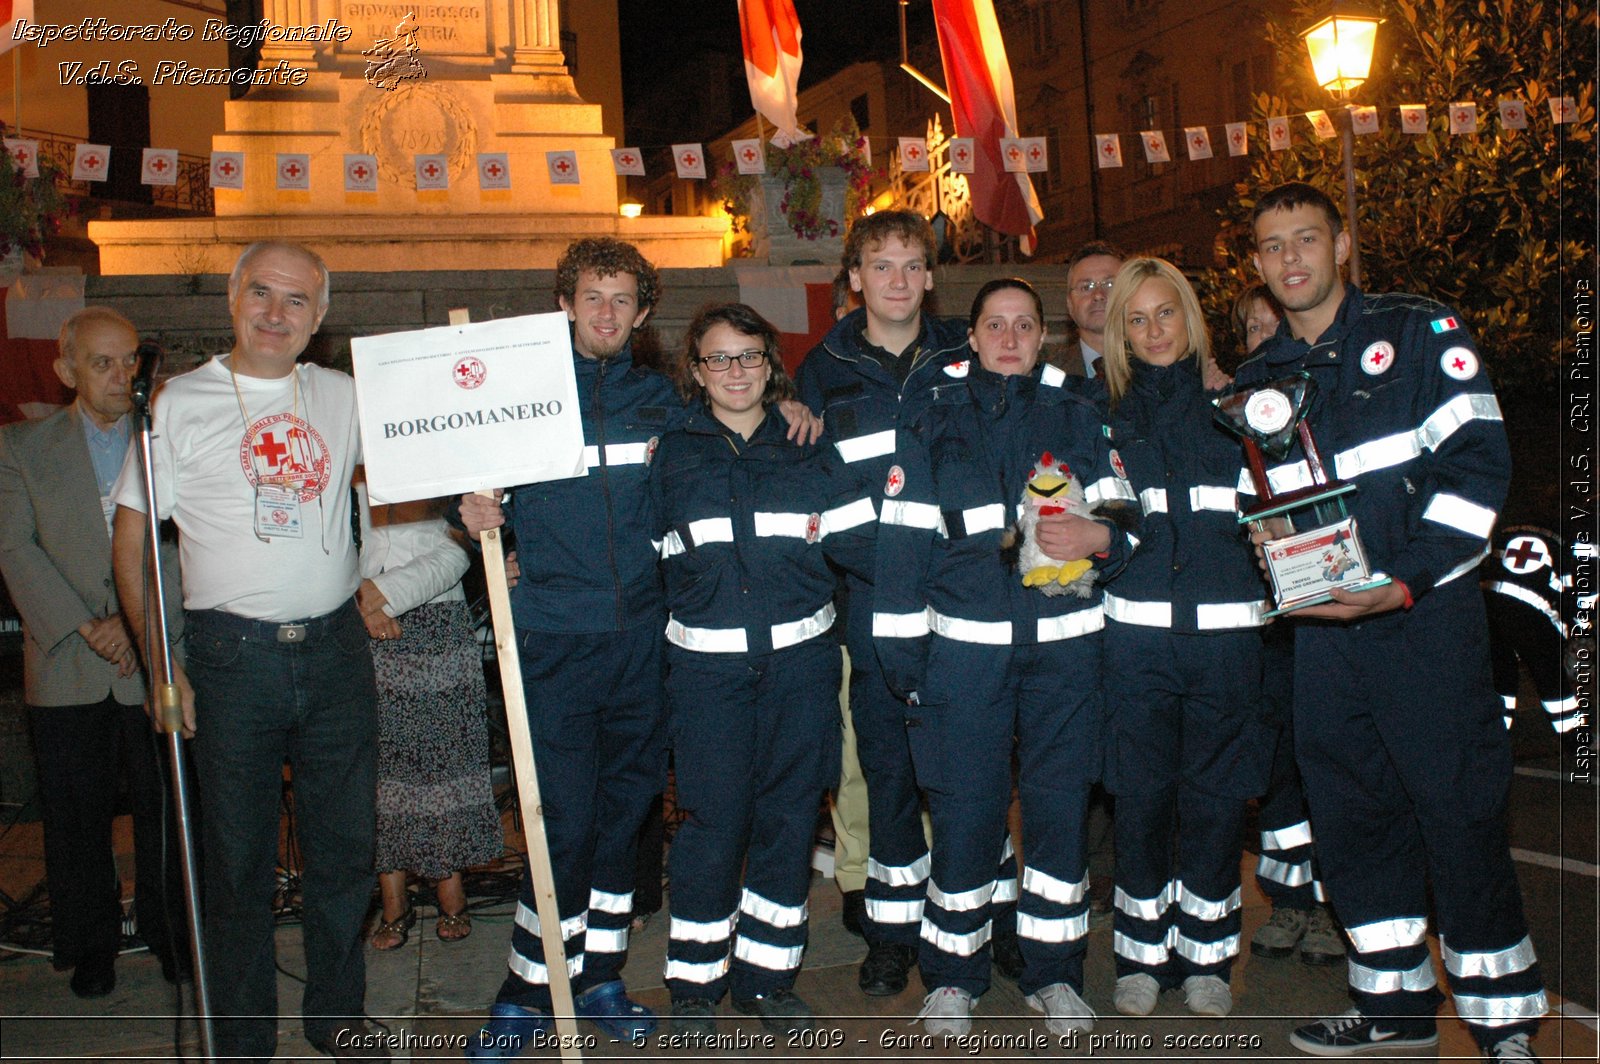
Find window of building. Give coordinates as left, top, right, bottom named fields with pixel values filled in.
left=851, top=93, right=871, bottom=133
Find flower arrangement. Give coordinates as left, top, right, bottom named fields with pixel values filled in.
left=713, top=119, right=877, bottom=241
left=0, top=127, right=71, bottom=261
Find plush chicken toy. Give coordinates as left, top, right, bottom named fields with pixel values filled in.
left=1007, top=451, right=1097, bottom=597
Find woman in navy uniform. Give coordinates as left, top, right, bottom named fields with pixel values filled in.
left=873, top=278, right=1137, bottom=1037
left=651, top=304, right=874, bottom=1037
left=1097, top=259, right=1272, bottom=1019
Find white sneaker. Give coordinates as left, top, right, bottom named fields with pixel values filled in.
left=915, top=986, right=974, bottom=1037
left=1113, top=973, right=1160, bottom=1016
left=1025, top=981, right=1095, bottom=1035
left=1182, top=974, right=1233, bottom=1016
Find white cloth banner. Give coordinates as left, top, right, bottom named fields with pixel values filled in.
left=1183, top=126, right=1212, bottom=160
left=345, top=154, right=379, bottom=192
left=672, top=143, right=707, bottom=179
left=353, top=312, right=587, bottom=504
left=72, top=143, right=110, bottom=182
left=210, top=151, right=245, bottom=189
left=1449, top=102, right=1478, bottom=135
left=898, top=137, right=930, bottom=172
left=478, top=152, right=511, bottom=189
left=732, top=138, right=767, bottom=175
left=1224, top=122, right=1248, bottom=156
left=611, top=147, right=646, bottom=176
left=140, top=148, right=178, bottom=186
left=5, top=138, right=39, bottom=177
left=276, top=153, right=310, bottom=190
left=1094, top=133, right=1123, bottom=168
left=415, top=154, right=449, bottom=190
left=1140, top=130, right=1170, bottom=163
left=948, top=137, right=975, bottom=173
left=1400, top=104, right=1429, bottom=134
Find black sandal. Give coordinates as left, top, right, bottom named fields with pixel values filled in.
left=371, top=906, right=416, bottom=951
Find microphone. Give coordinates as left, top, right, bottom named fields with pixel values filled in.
left=130, top=341, right=163, bottom=408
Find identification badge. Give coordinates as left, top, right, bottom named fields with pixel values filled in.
left=255, top=484, right=304, bottom=539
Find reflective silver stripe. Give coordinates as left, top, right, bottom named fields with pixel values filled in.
left=1346, top=916, right=1428, bottom=954
left=1503, top=714, right=1515, bottom=731
left=1437, top=546, right=1490, bottom=588
left=1017, top=911, right=1090, bottom=943
left=881, top=499, right=943, bottom=530
left=1190, top=485, right=1238, bottom=512
left=1502, top=694, right=1518, bottom=710
left=508, top=945, right=583, bottom=984
left=734, top=936, right=804, bottom=972
left=1348, top=957, right=1438, bottom=993
left=1140, top=487, right=1168, bottom=514
left=1237, top=468, right=1256, bottom=496
left=771, top=603, right=836, bottom=650
left=1332, top=393, right=1503, bottom=480
left=1484, top=582, right=1566, bottom=636
left=1441, top=936, right=1538, bottom=980
left=1021, top=867, right=1088, bottom=905
left=1177, top=884, right=1242, bottom=921
left=1126, top=531, right=1141, bottom=550
left=1113, top=930, right=1170, bottom=965
left=835, top=429, right=896, bottom=463
left=868, top=852, right=932, bottom=887
left=992, top=876, right=1019, bottom=905
left=1334, top=430, right=1418, bottom=478
left=927, top=879, right=994, bottom=913
left=1040, top=364, right=1067, bottom=388
left=660, top=516, right=735, bottom=559
left=1257, top=856, right=1314, bottom=887
left=584, top=442, right=650, bottom=468
left=740, top=888, right=808, bottom=929
left=515, top=901, right=587, bottom=940
left=1418, top=392, right=1503, bottom=450
left=1454, top=990, right=1549, bottom=1027
left=664, top=955, right=730, bottom=984
left=928, top=608, right=1012, bottom=644
left=866, top=898, right=924, bottom=924
left=586, top=926, right=628, bottom=953
left=920, top=917, right=992, bottom=957
left=1262, top=820, right=1314, bottom=851
left=1037, top=607, right=1106, bottom=641
left=1423, top=492, right=1497, bottom=538
left=1001, top=837, right=1016, bottom=861
left=590, top=888, right=632, bottom=914
left=753, top=511, right=814, bottom=538
left=1114, top=882, right=1175, bottom=921
left=952, top=502, right=1008, bottom=536
left=1266, top=460, right=1314, bottom=494
left=1085, top=475, right=1137, bottom=507
left=1545, top=694, right=1580, bottom=713
left=1174, top=930, right=1241, bottom=965
left=665, top=617, right=747, bottom=653
left=669, top=914, right=736, bottom=943
left=1314, top=880, right=1327, bottom=903
left=1103, top=593, right=1172, bottom=628
left=822, top=496, right=877, bottom=534
left=1196, top=600, right=1267, bottom=630
left=873, top=610, right=931, bottom=638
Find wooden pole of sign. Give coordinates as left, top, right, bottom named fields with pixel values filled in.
left=448, top=308, right=582, bottom=1060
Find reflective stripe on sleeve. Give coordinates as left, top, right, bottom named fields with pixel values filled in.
left=659, top=516, right=735, bottom=559
left=928, top=609, right=1012, bottom=644
left=1104, top=594, right=1173, bottom=628
left=1422, top=492, right=1498, bottom=538
left=1261, top=820, right=1314, bottom=851
left=1040, top=364, right=1067, bottom=388
left=881, top=499, right=943, bottom=530
left=835, top=429, right=896, bottom=464
left=740, top=888, right=808, bottom=929
left=1140, top=488, right=1168, bottom=514
left=1484, top=581, right=1566, bottom=636
left=1189, top=484, right=1238, bottom=512
left=584, top=442, right=650, bottom=468
left=771, top=603, right=836, bottom=650
left=822, top=496, right=877, bottom=534
left=1036, top=607, right=1106, bottom=641
left=872, top=609, right=931, bottom=639
left=1436, top=546, right=1490, bottom=588
left=1441, top=936, right=1538, bottom=980
left=950, top=502, right=1008, bottom=537
left=753, top=511, right=814, bottom=538
left=1196, top=600, right=1267, bottom=629
left=1346, top=916, right=1428, bottom=954
left=665, top=617, right=747, bottom=653
left=1085, top=475, right=1137, bottom=507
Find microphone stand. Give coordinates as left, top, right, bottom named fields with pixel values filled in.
left=129, top=370, right=215, bottom=1059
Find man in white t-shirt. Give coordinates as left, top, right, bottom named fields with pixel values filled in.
left=111, top=242, right=384, bottom=1063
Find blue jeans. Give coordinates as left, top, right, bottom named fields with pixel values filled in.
left=184, top=600, right=378, bottom=1062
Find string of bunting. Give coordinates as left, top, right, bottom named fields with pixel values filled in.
left=2, top=95, right=1578, bottom=193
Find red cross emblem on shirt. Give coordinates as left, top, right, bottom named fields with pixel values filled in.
left=485, top=162, right=503, bottom=178
left=351, top=164, right=369, bottom=180
left=151, top=156, right=169, bottom=172
left=1451, top=354, right=1467, bottom=371
left=884, top=465, right=905, bottom=497
left=283, top=162, right=302, bottom=178
left=218, top=160, right=237, bottom=176
left=253, top=434, right=291, bottom=467
left=554, top=158, right=571, bottom=173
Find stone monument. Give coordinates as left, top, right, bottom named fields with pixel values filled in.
left=90, top=0, right=724, bottom=273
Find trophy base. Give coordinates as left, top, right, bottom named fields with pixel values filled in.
left=1259, top=516, right=1386, bottom=617
left=1265, top=572, right=1393, bottom=618
left=1239, top=481, right=1358, bottom=524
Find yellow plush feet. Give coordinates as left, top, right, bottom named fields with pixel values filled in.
left=1023, top=559, right=1093, bottom=588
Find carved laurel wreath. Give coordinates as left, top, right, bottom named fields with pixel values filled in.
left=358, top=83, right=478, bottom=189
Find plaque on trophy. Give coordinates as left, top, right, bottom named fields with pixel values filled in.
left=1214, top=372, right=1389, bottom=615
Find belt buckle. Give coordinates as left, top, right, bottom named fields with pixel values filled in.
left=277, top=623, right=307, bottom=644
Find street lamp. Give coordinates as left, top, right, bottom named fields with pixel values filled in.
left=1301, top=6, right=1383, bottom=287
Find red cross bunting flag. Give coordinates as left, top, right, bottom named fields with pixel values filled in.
left=1094, top=133, right=1123, bottom=169
left=732, top=138, right=767, bottom=175
left=1550, top=96, right=1577, bottom=124
left=1183, top=126, right=1212, bottom=160
left=1497, top=99, right=1528, bottom=130
left=72, top=143, right=111, bottom=182
left=999, top=136, right=1027, bottom=172
left=1306, top=110, right=1336, bottom=139
left=898, top=136, right=930, bottom=173
left=1400, top=104, right=1428, bottom=133
left=1019, top=136, right=1047, bottom=172
left=1351, top=106, right=1379, bottom=135
left=140, top=148, right=178, bottom=186
left=4, top=137, right=38, bottom=178
left=276, top=153, right=310, bottom=190
left=210, top=151, right=244, bottom=189
left=1224, top=122, right=1247, bottom=156
left=1140, top=130, right=1170, bottom=163
left=738, top=0, right=806, bottom=147
left=610, top=147, right=645, bottom=177
left=477, top=152, right=511, bottom=190
left=672, top=143, right=706, bottom=179
left=1449, top=102, right=1478, bottom=135
left=1267, top=116, right=1291, bottom=150
left=948, top=137, right=975, bottom=174
left=1, top=0, right=34, bottom=57
left=415, top=153, right=449, bottom=190
left=344, top=154, right=378, bottom=192
left=545, top=150, right=579, bottom=185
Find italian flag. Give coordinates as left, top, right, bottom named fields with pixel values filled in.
left=2, top=1, right=34, bottom=56
left=738, top=0, right=806, bottom=147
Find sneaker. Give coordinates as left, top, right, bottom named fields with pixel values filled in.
left=991, top=928, right=1025, bottom=983
left=858, top=941, right=918, bottom=996
left=1252, top=907, right=1310, bottom=958
left=465, top=1003, right=551, bottom=1061
left=670, top=998, right=717, bottom=1038
left=1025, top=981, right=1095, bottom=1035
left=733, top=987, right=815, bottom=1036
left=916, top=986, right=974, bottom=1037
left=1289, top=1009, right=1439, bottom=1056
left=1182, top=975, right=1232, bottom=1017
left=1484, top=1032, right=1539, bottom=1060
left=1300, top=905, right=1346, bottom=966
left=1113, top=973, right=1160, bottom=1016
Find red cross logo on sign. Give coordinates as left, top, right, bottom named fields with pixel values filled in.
left=1191, top=135, right=1204, bottom=149
left=1506, top=107, right=1522, bottom=122
left=620, top=154, right=635, bottom=166
left=1147, top=138, right=1161, bottom=151
left=742, top=148, right=757, bottom=162
left=1455, top=109, right=1470, bottom=124
left=681, top=152, right=698, bottom=167
left=1103, top=142, right=1115, bottom=156
left=1007, top=146, right=1021, bottom=162
left=555, top=159, right=570, bottom=173
left=424, top=163, right=440, bottom=178
left=1028, top=145, right=1042, bottom=161
left=884, top=465, right=905, bottom=497
left=219, top=160, right=237, bottom=176
left=351, top=164, right=369, bottom=180
left=151, top=157, right=169, bottom=172
left=485, top=162, right=502, bottom=178
left=908, top=144, right=921, bottom=159
left=955, top=146, right=969, bottom=162
left=13, top=147, right=30, bottom=166
left=1231, top=130, right=1243, bottom=145
left=453, top=356, right=487, bottom=390
left=283, top=162, right=302, bottom=179
left=1501, top=535, right=1551, bottom=574
left=85, top=154, right=102, bottom=168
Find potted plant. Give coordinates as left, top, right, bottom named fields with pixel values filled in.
left=0, top=127, right=72, bottom=267
left=714, top=119, right=877, bottom=260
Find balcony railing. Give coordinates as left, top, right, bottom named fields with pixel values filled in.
left=16, top=128, right=214, bottom=215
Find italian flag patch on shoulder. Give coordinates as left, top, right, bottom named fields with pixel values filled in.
left=1431, top=316, right=1460, bottom=333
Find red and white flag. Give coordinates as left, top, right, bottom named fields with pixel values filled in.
left=140, top=148, right=178, bottom=186
left=610, top=147, right=645, bottom=177
left=898, top=136, right=930, bottom=172
left=1094, top=133, right=1123, bottom=169
left=276, top=153, right=310, bottom=190
left=732, top=138, right=766, bottom=175
left=1183, top=126, right=1212, bottom=160
left=4, top=137, right=38, bottom=178
left=545, top=150, right=579, bottom=185
left=210, top=151, right=244, bottom=189
left=72, top=143, right=110, bottom=182
left=672, top=143, right=706, bottom=179
left=478, top=152, right=511, bottom=190
left=343, top=154, right=378, bottom=192
left=1449, top=102, right=1478, bottom=135
left=738, top=0, right=806, bottom=147
left=1224, top=122, right=1248, bottom=156
left=1550, top=96, right=1577, bottom=124
left=948, top=137, right=975, bottom=173
left=1, top=0, right=34, bottom=57
left=415, top=154, right=449, bottom=190
left=1267, top=116, right=1291, bottom=150
left=1497, top=99, right=1527, bottom=130
left=1350, top=105, right=1379, bottom=135
left=931, top=0, right=1042, bottom=252
left=1140, top=130, right=1170, bottom=163
left=1306, top=111, right=1336, bottom=139
left=1400, top=104, right=1428, bottom=134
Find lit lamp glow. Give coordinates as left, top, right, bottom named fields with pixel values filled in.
left=1301, top=12, right=1382, bottom=96
left=619, top=201, right=644, bottom=219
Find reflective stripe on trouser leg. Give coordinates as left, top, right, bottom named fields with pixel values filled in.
left=1441, top=935, right=1548, bottom=1042
left=1172, top=780, right=1249, bottom=978
left=1254, top=712, right=1323, bottom=908
left=1111, top=785, right=1178, bottom=980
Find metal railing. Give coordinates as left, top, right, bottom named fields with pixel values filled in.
left=15, top=127, right=214, bottom=214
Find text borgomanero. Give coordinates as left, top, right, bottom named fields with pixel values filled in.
left=382, top=401, right=565, bottom=438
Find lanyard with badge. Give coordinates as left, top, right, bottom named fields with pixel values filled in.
left=232, top=361, right=307, bottom=541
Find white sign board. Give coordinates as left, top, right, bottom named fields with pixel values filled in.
left=352, top=312, right=586, bottom=504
